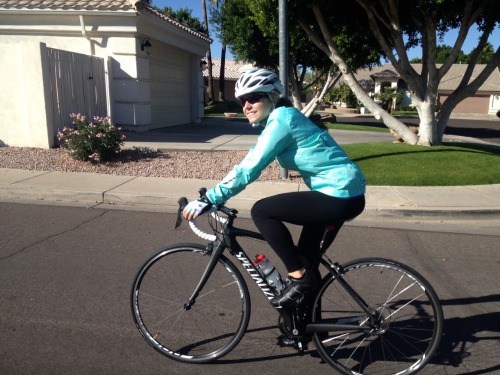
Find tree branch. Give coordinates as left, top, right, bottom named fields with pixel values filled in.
left=438, top=0, right=479, bottom=80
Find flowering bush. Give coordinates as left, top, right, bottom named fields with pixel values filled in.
left=58, top=114, right=125, bottom=163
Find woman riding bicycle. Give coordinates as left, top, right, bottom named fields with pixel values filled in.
left=183, top=68, right=366, bottom=308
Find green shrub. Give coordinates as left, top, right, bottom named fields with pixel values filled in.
left=374, top=87, right=404, bottom=112
left=325, top=83, right=359, bottom=108
left=58, top=113, right=125, bottom=163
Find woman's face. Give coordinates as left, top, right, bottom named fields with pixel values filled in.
left=239, top=93, right=273, bottom=124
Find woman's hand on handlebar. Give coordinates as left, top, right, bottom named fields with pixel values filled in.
left=182, top=197, right=213, bottom=221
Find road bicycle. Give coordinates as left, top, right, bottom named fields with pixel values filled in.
left=131, top=189, right=444, bottom=375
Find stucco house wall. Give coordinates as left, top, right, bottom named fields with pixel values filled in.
left=1, top=41, right=55, bottom=148
left=0, top=0, right=211, bottom=148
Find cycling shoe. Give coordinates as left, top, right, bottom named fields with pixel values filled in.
left=271, top=270, right=318, bottom=308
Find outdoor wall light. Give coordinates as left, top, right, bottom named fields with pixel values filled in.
left=141, top=37, right=152, bottom=52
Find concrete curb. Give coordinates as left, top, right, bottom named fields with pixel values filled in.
left=1, top=168, right=500, bottom=221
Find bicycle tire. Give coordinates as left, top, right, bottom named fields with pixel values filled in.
left=131, top=244, right=251, bottom=363
left=312, top=258, right=443, bottom=375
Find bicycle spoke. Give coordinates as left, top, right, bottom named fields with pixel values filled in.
left=131, top=246, right=251, bottom=363
left=312, top=258, right=443, bottom=375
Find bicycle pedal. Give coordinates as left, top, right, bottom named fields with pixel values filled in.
left=276, top=335, right=310, bottom=352
left=277, top=334, right=296, bottom=347
left=296, top=340, right=308, bottom=355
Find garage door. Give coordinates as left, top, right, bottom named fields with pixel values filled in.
left=149, top=45, right=191, bottom=128
left=439, top=94, right=489, bottom=114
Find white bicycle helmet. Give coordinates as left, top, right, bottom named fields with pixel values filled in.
left=235, top=68, right=285, bottom=99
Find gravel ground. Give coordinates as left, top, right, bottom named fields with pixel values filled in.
left=0, top=146, right=300, bottom=183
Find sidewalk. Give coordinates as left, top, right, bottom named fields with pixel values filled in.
left=1, top=116, right=500, bottom=222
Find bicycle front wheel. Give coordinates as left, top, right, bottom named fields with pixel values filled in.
left=313, top=258, right=443, bottom=375
left=131, top=244, right=251, bottom=363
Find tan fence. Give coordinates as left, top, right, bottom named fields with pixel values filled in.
left=46, top=48, right=107, bottom=132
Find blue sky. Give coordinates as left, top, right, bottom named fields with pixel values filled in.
left=154, top=0, right=234, bottom=59
left=154, top=0, right=499, bottom=62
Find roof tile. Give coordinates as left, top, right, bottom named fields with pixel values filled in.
left=203, top=58, right=253, bottom=80
left=136, top=3, right=210, bottom=43
left=0, top=0, right=134, bottom=10
left=0, top=0, right=211, bottom=42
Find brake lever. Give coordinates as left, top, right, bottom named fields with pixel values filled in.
left=174, top=197, right=189, bottom=229
left=198, top=187, right=207, bottom=198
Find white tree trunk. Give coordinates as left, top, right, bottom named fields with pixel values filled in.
left=302, top=67, right=340, bottom=117
left=300, top=6, right=419, bottom=144
left=288, top=74, right=304, bottom=109
left=302, top=97, right=319, bottom=117
left=414, top=101, right=436, bottom=146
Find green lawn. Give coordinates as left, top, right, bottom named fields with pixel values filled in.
left=203, top=113, right=499, bottom=186
left=343, top=142, right=500, bottom=186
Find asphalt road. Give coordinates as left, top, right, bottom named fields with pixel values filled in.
left=1, top=202, right=499, bottom=374
left=445, top=118, right=500, bottom=144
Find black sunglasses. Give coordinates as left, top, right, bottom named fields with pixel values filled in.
left=239, top=93, right=267, bottom=107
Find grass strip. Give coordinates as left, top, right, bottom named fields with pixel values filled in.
left=343, top=142, right=500, bottom=186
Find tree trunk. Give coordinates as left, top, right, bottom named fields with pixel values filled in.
left=202, top=0, right=215, bottom=102
left=219, top=44, right=226, bottom=101
left=288, top=69, right=303, bottom=109
left=300, top=6, right=419, bottom=144
left=302, top=67, right=340, bottom=117
left=436, top=103, right=454, bottom=143
left=415, top=101, right=436, bottom=146
left=206, top=52, right=215, bottom=102
left=436, top=50, right=500, bottom=142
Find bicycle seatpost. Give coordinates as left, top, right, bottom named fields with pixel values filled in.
left=319, top=221, right=344, bottom=253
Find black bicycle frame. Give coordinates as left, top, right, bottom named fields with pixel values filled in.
left=183, top=212, right=376, bottom=334
left=184, top=217, right=278, bottom=310
left=227, top=226, right=278, bottom=300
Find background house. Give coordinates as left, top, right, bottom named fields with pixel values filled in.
left=206, top=59, right=500, bottom=116
left=0, top=0, right=211, bottom=148
left=202, top=58, right=253, bottom=103
left=353, top=64, right=500, bottom=115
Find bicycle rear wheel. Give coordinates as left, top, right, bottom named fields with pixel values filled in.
left=131, top=244, right=251, bottom=363
left=313, top=258, right=443, bottom=375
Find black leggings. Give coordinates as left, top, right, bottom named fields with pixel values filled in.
left=251, top=191, right=365, bottom=273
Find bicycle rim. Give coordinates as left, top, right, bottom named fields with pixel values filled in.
left=131, top=244, right=251, bottom=363
left=313, top=258, right=443, bottom=375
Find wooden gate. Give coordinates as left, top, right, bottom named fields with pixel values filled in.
left=46, top=48, right=107, bottom=133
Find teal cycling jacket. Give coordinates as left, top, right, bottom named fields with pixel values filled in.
left=206, top=106, right=366, bottom=205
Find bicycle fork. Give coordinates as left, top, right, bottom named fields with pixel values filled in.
left=183, top=242, right=224, bottom=310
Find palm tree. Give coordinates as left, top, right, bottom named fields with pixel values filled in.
left=219, top=44, right=227, bottom=101
left=202, top=0, right=215, bottom=102
left=212, top=0, right=226, bottom=101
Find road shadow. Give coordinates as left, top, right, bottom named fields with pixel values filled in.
left=122, top=119, right=260, bottom=144
left=431, top=294, right=500, bottom=374
left=214, top=295, right=500, bottom=374
left=445, top=126, right=500, bottom=141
